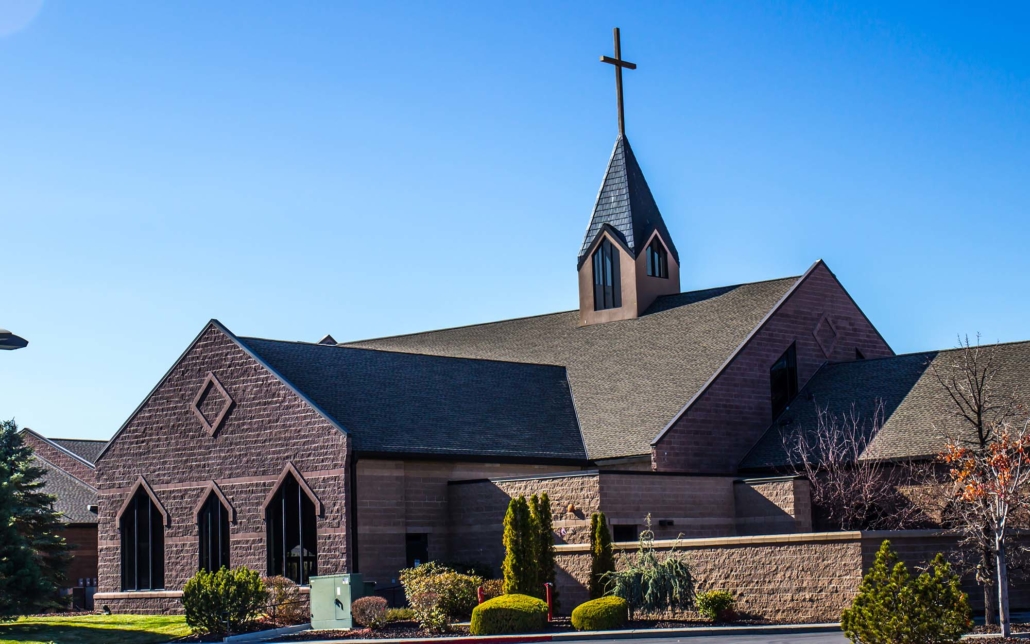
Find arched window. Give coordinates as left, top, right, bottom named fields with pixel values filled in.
left=646, top=237, right=668, bottom=278
left=198, top=492, right=231, bottom=573
left=770, top=342, right=798, bottom=418
left=592, top=238, right=621, bottom=310
left=265, top=470, right=318, bottom=585
left=119, top=483, right=165, bottom=591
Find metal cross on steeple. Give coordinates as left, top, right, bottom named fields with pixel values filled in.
left=600, top=27, right=636, bottom=137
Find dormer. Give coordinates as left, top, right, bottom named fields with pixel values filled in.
left=578, top=136, right=680, bottom=325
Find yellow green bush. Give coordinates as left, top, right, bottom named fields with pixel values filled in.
left=571, top=596, right=628, bottom=631
left=469, top=594, right=548, bottom=635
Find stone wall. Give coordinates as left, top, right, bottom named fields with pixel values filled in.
left=357, top=460, right=584, bottom=586
left=652, top=262, right=893, bottom=473
left=555, top=530, right=1030, bottom=621
left=94, top=324, right=351, bottom=614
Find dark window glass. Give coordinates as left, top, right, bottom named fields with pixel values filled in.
left=612, top=525, right=638, bottom=542
left=406, top=533, right=429, bottom=568
left=266, top=473, right=317, bottom=585
left=198, top=494, right=231, bottom=573
left=770, top=342, right=799, bottom=418
left=646, top=238, right=668, bottom=278
left=855, top=348, right=865, bottom=360
left=592, top=238, right=621, bottom=311
left=120, top=488, right=164, bottom=591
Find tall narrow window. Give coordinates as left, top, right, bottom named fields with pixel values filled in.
left=646, top=238, right=668, bottom=278
left=406, top=533, right=429, bottom=568
left=592, top=238, right=621, bottom=310
left=120, top=487, right=165, bottom=591
left=770, top=342, right=798, bottom=418
left=198, top=493, right=231, bottom=572
left=266, top=473, right=318, bottom=585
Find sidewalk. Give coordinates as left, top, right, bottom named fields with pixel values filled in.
left=271, top=623, right=842, bottom=644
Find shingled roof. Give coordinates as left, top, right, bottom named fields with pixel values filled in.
left=344, top=275, right=801, bottom=460
left=578, top=135, right=679, bottom=269
left=49, top=438, right=107, bottom=464
left=740, top=341, right=1030, bottom=471
left=238, top=338, right=587, bottom=462
left=35, top=455, right=98, bottom=524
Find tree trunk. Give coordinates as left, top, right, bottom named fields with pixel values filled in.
left=997, top=537, right=1011, bottom=638
left=984, top=544, right=997, bottom=626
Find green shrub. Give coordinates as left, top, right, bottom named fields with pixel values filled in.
left=589, top=512, right=615, bottom=599
left=481, top=578, right=505, bottom=601
left=182, top=567, right=267, bottom=636
left=841, top=540, right=971, bottom=644
left=571, top=596, right=628, bottom=631
left=502, top=496, right=538, bottom=595
left=695, top=590, right=735, bottom=622
left=385, top=607, right=415, bottom=622
left=441, top=561, right=494, bottom=579
left=352, top=596, right=388, bottom=629
left=410, top=591, right=449, bottom=633
left=469, top=594, right=548, bottom=635
left=400, top=562, right=483, bottom=620
left=263, top=576, right=305, bottom=626
left=603, top=515, right=694, bottom=615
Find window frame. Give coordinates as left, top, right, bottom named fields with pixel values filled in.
left=645, top=237, right=668, bottom=279
left=592, top=238, right=622, bottom=311
left=119, top=486, right=166, bottom=591
left=198, top=492, right=231, bottom=573
left=770, top=341, right=799, bottom=418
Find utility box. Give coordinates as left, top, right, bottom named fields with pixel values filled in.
left=309, top=573, right=365, bottom=630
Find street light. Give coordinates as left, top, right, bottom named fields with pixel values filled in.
left=0, top=329, right=28, bottom=351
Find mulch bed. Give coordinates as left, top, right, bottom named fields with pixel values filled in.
left=174, top=618, right=299, bottom=642
left=281, top=617, right=773, bottom=641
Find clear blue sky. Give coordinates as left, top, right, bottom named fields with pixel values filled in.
left=3, top=1, right=1029, bottom=441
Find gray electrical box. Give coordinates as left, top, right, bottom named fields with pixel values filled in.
left=309, top=573, right=365, bottom=630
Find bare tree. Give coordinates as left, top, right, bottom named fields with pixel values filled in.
left=931, top=335, right=1016, bottom=626
left=782, top=400, right=925, bottom=531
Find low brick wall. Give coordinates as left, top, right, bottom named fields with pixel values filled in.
left=555, top=530, right=1028, bottom=622
left=94, top=587, right=312, bottom=616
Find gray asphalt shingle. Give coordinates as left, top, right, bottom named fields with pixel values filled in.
left=344, top=277, right=799, bottom=460
left=35, top=455, right=98, bottom=524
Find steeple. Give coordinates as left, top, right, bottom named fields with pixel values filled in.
left=578, top=29, right=681, bottom=326
left=577, top=135, right=679, bottom=270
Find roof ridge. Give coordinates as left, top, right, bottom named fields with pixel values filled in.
left=345, top=274, right=805, bottom=346
left=816, top=339, right=1030, bottom=369
left=242, top=336, right=571, bottom=370
left=33, top=453, right=98, bottom=493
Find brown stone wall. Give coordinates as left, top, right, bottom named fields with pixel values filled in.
left=734, top=477, right=812, bottom=535
left=23, top=431, right=96, bottom=486
left=356, top=460, right=582, bottom=586
left=555, top=530, right=1030, bottom=621
left=93, top=324, right=351, bottom=613
left=63, top=524, right=98, bottom=586
left=653, top=262, right=893, bottom=474
left=599, top=473, right=737, bottom=540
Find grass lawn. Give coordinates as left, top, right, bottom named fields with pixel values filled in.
left=0, top=614, right=191, bottom=644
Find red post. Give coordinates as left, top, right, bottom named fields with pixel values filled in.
left=544, top=583, right=553, bottom=622
left=477, top=585, right=486, bottom=605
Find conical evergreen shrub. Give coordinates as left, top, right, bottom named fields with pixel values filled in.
left=589, top=512, right=615, bottom=599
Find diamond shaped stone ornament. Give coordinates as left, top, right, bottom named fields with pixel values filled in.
left=191, top=372, right=234, bottom=436
left=813, top=314, right=839, bottom=358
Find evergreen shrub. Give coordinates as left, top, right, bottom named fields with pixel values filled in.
left=469, top=594, right=548, bottom=635
left=182, top=567, right=267, bottom=636
left=588, top=512, right=615, bottom=599
left=841, top=540, right=971, bottom=644
left=571, top=596, right=628, bottom=631
left=695, top=590, right=735, bottom=622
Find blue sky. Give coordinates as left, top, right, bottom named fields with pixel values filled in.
left=2, top=1, right=1029, bottom=441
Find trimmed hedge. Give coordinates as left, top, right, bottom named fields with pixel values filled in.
left=571, top=596, right=628, bottom=631
left=469, top=594, right=548, bottom=635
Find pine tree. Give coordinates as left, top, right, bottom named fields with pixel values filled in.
left=502, top=496, right=536, bottom=595
left=589, top=512, right=615, bottom=599
left=0, top=419, right=70, bottom=619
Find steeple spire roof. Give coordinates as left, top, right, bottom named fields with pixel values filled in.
left=578, top=135, right=679, bottom=268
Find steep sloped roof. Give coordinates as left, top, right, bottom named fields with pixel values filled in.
left=237, top=338, right=587, bottom=462
left=49, top=438, right=107, bottom=464
left=740, top=341, right=1030, bottom=471
left=344, top=275, right=800, bottom=460
left=578, top=135, right=679, bottom=268
left=35, top=455, right=98, bottom=524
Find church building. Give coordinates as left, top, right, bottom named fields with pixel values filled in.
left=61, top=31, right=1030, bottom=617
